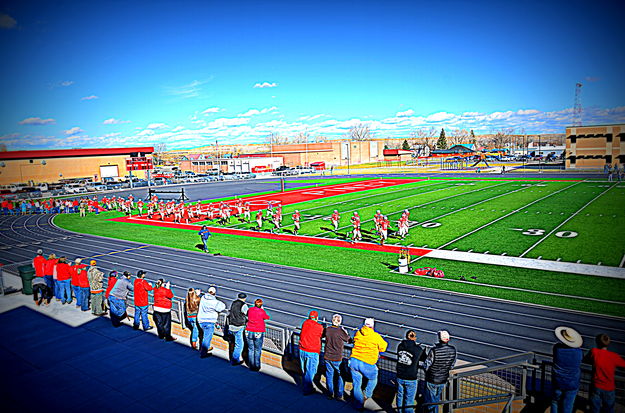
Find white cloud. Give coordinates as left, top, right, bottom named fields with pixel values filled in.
left=59, top=80, right=74, bottom=87
left=64, top=127, right=83, bottom=136
left=81, top=95, right=99, bottom=101
left=425, top=112, right=456, bottom=122
left=19, top=117, right=56, bottom=125
left=396, top=109, right=414, bottom=117
left=0, top=14, right=17, bottom=29
left=238, top=106, right=278, bottom=117
left=516, top=109, right=540, bottom=115
left=202, top=107, right=221, bottom=114
left=172, top=125, right=185, bottom=132
left=253, top=82, right=278, bottom=88
left=103, top=118, right=131, bottom=125
left=147, top=123, right=168, bottom=130
left=165, top=79, right=208, bottom=99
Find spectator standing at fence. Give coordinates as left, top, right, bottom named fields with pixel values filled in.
left=75, top=258, right=90, bottom=312
left=551, top=326, right=583, bottom=413
left=44, top=253, right=57, bottom=300
left=87, top=260, right=105, bottom=316
left=153, top=279, right=176, bottom=341
left=33, top=249, right=46, bottom=279
left=55, top=257, right=73, bottom=305
left=584, top=334, right=625, bottom=413
left=105, top=271, right=118, bottom=311
left=424, top=331, right=457, bottom=413
left=185, top=288, right=201, bottom=349
left=133, top=270, right=154, bottom=331
left=396, top=330, right=425, bottom=413
left=245, top=298, right=270, bottom=371
left=299, top=310, right=324, bottom=395
left=109, top=271, right=133, bottom=327
left=32, top=276, right=51, bottom=306
left=70, top=259, right=82, bottom=307
left=323, top=314, right=351, bottom=401
left=197, top=286, right=226, bottom=358
left=228, top=293, right=249, bottom=365
left=349, top=318, right=388, bottom=410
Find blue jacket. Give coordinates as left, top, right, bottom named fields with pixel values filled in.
left=199, top=229, right=211, bottom=240
left=552, top=343, right=582, bottom=390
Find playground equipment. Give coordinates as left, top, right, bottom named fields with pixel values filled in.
left=471, top=153, right=491, bottom=168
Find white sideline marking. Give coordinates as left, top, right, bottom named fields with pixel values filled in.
left=436, top=181, right=584, bottom=250
left=620, top=254, right=625, bottom=268
left=520, top=183, right=616, bottom=258
left=425, top=249, right=625, bottom=279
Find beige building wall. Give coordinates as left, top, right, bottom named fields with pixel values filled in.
left=565, top=124, right=624, bottom=169
left=0, top=154, right=149, bottom=185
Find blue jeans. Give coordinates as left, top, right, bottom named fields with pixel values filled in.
left=80, top=287, right=90, bottom=311
left=425, top=382, right=447, bottom=413
left=590, top=387, right=615, bottom=413
left=551, top=388, right=578, bottom=413
left=134, top=305, right=151, bottom=330
left=300, top=350, right=319, bottom=394
left=44, top=275, right=54, bottom=292
left=57, top=280, right=71, bottom=304
left=246, top=331, right=264, bottom=369
left=231, top=328, right=244, bottom=363
left=349, top=358, right=378, bottom=408
left=109, top=297, right=126, bottom=316
left=325, top=359, right=344, bottom=397
left=199, top=322, right=215, bottom=357
left=187, top=316, right=199, bottom=343
left=72, top=285, right=81, bottom=306
left=54, top=280, right=60, bottom=299
left=201, top=238, right=208, bottom=251
left=397, top=378, right=418, bottom=413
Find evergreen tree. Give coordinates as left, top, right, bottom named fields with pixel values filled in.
left=470, top=129, right=477, bottom=147
left=437, top=128, right=447, bottom=149
left=402, top=139, right=410, bottom=150
left=384, top=144, right=389, bottom=150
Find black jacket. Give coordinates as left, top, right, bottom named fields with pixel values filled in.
left=425, top=342, right=457, bottom=384
left=396, top=339, right=425, bottom=380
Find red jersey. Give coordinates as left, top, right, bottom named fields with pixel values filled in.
left=331, top=212, right=340, bottom=221
left=299, top=319, right=324, bottom=353
left=588, top=347, right=625, bottom=391
left=153, top=287, right=173, bottom=310
left=56, top=262, right=72, bottom=281
left=292, top=212, right=300, bottom=222
left=75, top=264, right=89, bottom=288
left=134, top=278, right=154, bottom=306
left=105, top=277, right=117, bottom=298
left=33, top=255, right=46, bottom=277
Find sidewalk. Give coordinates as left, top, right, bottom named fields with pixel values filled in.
left=0, top=293, right=369, bottom=413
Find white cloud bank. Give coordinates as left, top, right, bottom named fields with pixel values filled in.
left=253, top=82, right=278, bottom=88
left=19, top=117, right=56, bottom=125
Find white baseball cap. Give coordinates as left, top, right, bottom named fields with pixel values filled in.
left=208, top=286, right=217, bottom=294
left=364, top=318, right=375, bottom=328
left=438, top=330, right=450, bottom=342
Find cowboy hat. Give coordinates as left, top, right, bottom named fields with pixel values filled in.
left=555, top=326, right=583, bottom=348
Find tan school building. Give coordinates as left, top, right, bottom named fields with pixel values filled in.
left=565, top=124, right=624, bottom=169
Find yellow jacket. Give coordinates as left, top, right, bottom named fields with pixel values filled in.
left=351, top=326, right=388, bottom=365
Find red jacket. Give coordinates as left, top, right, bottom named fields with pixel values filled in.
left=153, top=287, right=173, bottom=310
left=70, top=264, right=81, bottom=286
left=246, top=306, right=270, bottom=333
left=56, top=262, right=72, bottom=281
left=44, top=258, right=57, bottom=276
left=133, top=278, right=154, bottom=306
left=299, top=319, right=324, bottom=353
left=33, top=255, right=46, bottom=277
left=105, top=277, right=117, bottom=298
left=588, top=348, right=625, bottom=391
left=75, top=264, right=89, bottom=288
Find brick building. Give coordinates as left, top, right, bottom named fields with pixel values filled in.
left=565, top=124, right=624, bottom=169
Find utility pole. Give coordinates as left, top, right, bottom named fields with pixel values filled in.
left=573, top=83, right=583, bottom=127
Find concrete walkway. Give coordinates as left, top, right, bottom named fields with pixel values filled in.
left=0, top=292, right=379, bottom=413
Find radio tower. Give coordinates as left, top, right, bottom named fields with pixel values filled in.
left=573, top=82, right=583, bottom=126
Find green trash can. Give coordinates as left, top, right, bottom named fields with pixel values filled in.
left=17, top=264, right=36, bottom=295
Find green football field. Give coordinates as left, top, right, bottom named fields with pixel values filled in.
left=200, top=178, right=625, bottom=267
left=54, top=177, right=625, bottom=316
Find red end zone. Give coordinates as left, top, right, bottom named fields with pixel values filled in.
left=108, top=178, right=432, bottom=256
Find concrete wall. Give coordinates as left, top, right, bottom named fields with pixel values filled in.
left=1, top=154, right=150, bottom=185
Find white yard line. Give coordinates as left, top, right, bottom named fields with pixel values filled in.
left=435, top=180, right=585, bottom=250
left=415, top=181, right=540, bottom=227
left=519, top=183, right=616, bottom=258
left=317, top=180, right=511, bottom=236
left=227, top=180, right=444, bottom=229
left=620, top=254, right=625, bottom=268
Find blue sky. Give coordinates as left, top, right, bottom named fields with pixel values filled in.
left=1, top=0, right=624, bottom=150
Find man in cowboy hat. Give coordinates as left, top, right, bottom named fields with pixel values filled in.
left=551, top=326, right=583, bottom=413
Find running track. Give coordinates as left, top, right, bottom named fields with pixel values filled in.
left=1, top=212, right=623, bottom=364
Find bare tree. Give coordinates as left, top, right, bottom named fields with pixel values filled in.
left=291, top=130, right=310, bottom=143
left=265, top=132, right=289, bottom=146
left=347, top=123, right=372, bottom=141
left=414, top=127, right=438, bottom=151
left=448, top=129, right=469, bottom=147
left=489, top=128, right=515, bottom=149
left=153, top=142, right=168, bottom=165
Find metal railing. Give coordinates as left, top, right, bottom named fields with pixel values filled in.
left=4, top=264, right=623, bottom=412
